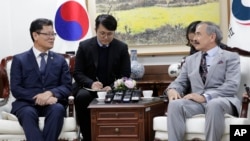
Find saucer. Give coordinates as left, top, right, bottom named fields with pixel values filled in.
left=96, top=98, right=105, bottom=102
left=141, top=97, right=154, bottom=100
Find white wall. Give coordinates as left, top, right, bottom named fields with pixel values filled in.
left=0, top=0, right=57, bottom=59
left=0, top=1, right=13, bottom=58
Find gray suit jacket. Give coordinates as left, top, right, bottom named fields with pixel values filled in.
left=168, top=48, right=241, bottom=115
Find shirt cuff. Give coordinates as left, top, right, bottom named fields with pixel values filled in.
left=165, top=88, right=176, bottom=93
left=202, top=94, right=212, bottom=102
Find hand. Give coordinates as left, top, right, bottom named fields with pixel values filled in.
left=91, top=81, right=103, bottom=90
left=101, top=86, right=112, bottom=92
left=183, top=93, right=206, bottom=103
left=33, top=91, right=53, bottom=106
left=45, top=97, right=58, bottom=105
left=167, top=89, right=181, bottom=101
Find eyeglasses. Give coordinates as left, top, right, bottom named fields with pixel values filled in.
left=37, top=32, right=57, bottom=37
left=98, top=31, right=114, bottom=38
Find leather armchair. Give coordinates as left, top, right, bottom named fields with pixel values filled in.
left=153, top=47, right=250, bottom=141
left=0, top=54, right=79, bottom=141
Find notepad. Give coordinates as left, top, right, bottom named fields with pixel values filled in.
left=83, top=87, right=106, bottom=92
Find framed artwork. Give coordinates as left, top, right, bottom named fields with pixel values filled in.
left=87, top=0, right=228, bottom=56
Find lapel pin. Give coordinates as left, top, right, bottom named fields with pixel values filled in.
left=218, top=60, right=223, bottom=64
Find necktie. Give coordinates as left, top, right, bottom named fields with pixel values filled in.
left=40, top=53, right=47, bottom=75
left=200, top=53, right=207, bottom=83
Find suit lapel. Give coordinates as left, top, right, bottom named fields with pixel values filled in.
left=28, top=49, right=41, bottom=75
left=45, top=51, right=54, bottom=76
left=205, top=48, right=223, bottom=85
left=42, top=51, right=56, bottom=82
left=107, top=45, right=114, bottom=76
left=196, top=52, right=205, bottom=85
left=91, top=41, right=99, bottom=68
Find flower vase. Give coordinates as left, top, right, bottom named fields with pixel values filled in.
left=130, top=50, right=145, bottom=80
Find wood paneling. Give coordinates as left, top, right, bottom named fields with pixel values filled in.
left=137, top=65, right=175, bottom=96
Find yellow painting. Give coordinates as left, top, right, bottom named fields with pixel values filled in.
left=96, top=0, right=220, bottom=46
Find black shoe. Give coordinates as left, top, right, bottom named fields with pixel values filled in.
left=192, top=138, right=202, bottom=141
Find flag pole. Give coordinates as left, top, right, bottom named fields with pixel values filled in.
left=227, top=0, right=230, bottom=25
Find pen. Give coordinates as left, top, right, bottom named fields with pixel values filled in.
left=96, top=77, right=103, bottom=89
left=96, top=77, right=100, bottom=81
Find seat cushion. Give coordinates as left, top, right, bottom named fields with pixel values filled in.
left=0, top=119, right=24, bottom=134
left=0, top=112, right=77, bottom=134
left=1, top=111, right=18, bottom=120
left=153, top=115, right=250, bottom=134
left=153, top=115, right=250, bottom=141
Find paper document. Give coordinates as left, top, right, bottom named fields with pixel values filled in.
left=83, top=87, right=106, bottom=92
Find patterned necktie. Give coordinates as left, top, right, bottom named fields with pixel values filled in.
left=200, top=53, right=207, bottom=83
left=39, top=53, right=47, bottom=75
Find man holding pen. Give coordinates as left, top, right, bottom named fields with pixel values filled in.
left=73, top=14, right=131, bottom=141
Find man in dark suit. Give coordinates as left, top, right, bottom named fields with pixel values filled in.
left=166, top=21, right=241, bottom=141
left=10, top=18, right=72, bottom=141
left=73, top=14, right=131, bottom=141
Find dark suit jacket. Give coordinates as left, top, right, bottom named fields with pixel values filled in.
left=10, top=49, right=72, bottom=113
left=73, top=37, right=131, bottom=89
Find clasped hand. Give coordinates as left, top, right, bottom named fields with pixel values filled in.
left=167, top=89, right=206, bottom=103
left=33, top=91, right=57, bottom=106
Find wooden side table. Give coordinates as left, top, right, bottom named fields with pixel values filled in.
left=88, top=98, right=165, bottom=141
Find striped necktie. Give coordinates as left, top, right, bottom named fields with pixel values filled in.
left=39, top=53, right=47, bottom=75
left=200, top=53, right=207, bottom=83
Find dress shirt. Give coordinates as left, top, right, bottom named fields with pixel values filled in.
left=32, top=47, right=48, bottom=68
left=97, top=39, right=109, bottom=48
left=204, top=46, right=219, bottom=71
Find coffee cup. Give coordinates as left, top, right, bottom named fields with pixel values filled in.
left=97, top=91, right=107, bottom=99
left=142, top=90, right=153, bottom=98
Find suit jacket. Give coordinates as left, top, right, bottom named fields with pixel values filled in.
left=168, top=48, right=241, bottom=115
left=73, top=37, right=131, bottom=88
left=10, top=49, right=72, bottom=113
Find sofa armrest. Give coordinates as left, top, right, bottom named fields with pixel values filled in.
left=68, top=96, right=74, bottom=117
left=163, top=98, right=168, bottom=115
left=0, top=64, right=10, bottom=99
left=240, top=97, right=249, bottom=118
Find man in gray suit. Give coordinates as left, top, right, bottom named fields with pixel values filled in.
left=166, top=21, right=241, bottom=141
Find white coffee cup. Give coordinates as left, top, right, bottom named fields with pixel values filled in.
left=142, top=90, right=153, bottom=98
left=97, top=91, right=107, bottom=99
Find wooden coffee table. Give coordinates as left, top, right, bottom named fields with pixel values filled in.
left=88, top=97, right=165, bottom=141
